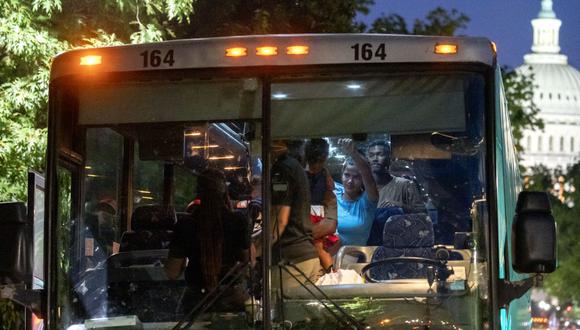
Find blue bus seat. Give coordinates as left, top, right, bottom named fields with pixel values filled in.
left=366, top=206, right=404, bottom=246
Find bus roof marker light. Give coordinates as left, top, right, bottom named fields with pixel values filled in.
left=434, top=43, right=458, bottom=55
left=286, top=45, right=309, bottom=55
left=226, top=47, right=247, bottom=57
left=256, top=46, right=278, bottom=56
left=80, top=55, right=102, bottom=66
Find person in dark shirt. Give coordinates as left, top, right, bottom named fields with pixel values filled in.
left=165, top=168, right=251, bottom=313
left=367, top=140, right=425, bottom=213
left=271, top=140, right=322, bottom=290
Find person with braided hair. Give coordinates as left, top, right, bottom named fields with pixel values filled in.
left=165, top=168, right=251, bottom=313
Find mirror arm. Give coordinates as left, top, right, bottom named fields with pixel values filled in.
left=0, top=285, right=45, bottom=318
left=498, top=274, right=543, bottom=307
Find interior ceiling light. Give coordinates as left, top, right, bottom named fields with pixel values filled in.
left=208, top=155, right=235, bottom=160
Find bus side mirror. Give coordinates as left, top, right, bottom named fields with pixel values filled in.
left=0, top=202, right=32, bottom=285
left=512, top=192, right=557, bottom=274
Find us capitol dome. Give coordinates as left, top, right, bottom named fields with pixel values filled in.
left=517, top=0, right=580, bottom=171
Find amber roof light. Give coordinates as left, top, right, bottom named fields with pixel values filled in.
left=286, top=45, right=309, bottom=55
left=226, top=47, right=248, bottom=57
left=80, top=55, right=102, bottom=66
left=256, top=46, right=278, bottom=56
left=434, top=44, right=458, bottom=55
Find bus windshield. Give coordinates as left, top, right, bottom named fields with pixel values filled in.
left=58, top=70, right=489, bottom=329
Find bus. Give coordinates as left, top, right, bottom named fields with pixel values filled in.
left=0, top=34, right=557, bottom=329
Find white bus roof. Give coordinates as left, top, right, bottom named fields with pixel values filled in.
left=50, top=34, right=496, bottom=81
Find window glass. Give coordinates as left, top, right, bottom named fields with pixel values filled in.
left=61, top=78, right=263, bottom=329
left=269, top=72, right=489, bottom=329
left=56, top=166, right=73, bottom=328
left=133, top=144, right=164, bottom=211
left=83, top=128, right=124, bottom=268
left=29, top=172, right=45, bottom=289
left=173, top=165, right=196, bottom=212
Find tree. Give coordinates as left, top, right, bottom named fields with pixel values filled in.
left=502, top=66, right=544, bottom=154
left=170, top=0, right=372, bottom=37
left=525, top=164, right=580, bottom=302
left=369, top=6, right=469, bottom=35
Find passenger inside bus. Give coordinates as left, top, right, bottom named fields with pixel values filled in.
left=365, top=140, right=427, bottom=246
left=334, top=138, right=378, bottom=248
left=271, top=139, right=323, bottom=289
left=304, top=138, right=339, bottom=272
left=368, top=140, right=425, bottom=213
left=164, top=168, right=252, bottom=313
left=84, top=197, right=119, bottom=267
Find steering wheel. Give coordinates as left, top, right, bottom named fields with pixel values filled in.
left=360, top=257, right=453, bottom=285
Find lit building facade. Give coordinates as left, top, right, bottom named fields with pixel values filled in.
left=518, top=0, right=580, bottom=171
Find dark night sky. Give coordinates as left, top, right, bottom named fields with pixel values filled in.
left=359, top=0, right=580, bottom=69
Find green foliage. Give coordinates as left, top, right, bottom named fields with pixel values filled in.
left=526, top=164, right=580, bottom=302
left=369, top=6, right=469, bottom=36
left=0, top=299, right=22, bottom=329
left=369, top=13, right=408, bottom=34
left=0, top=3, right=63, bottom=203
left=170, top=0, right=373, bottom=37
left=524, top=165, right=554, bottom=192
left=502, top=66, right=544, bottom=155
left=412, top=7, right=470, bottom=36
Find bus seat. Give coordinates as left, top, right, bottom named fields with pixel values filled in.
left=369, top=213, right=434, bottom=280
left=120, top=205, right=176, bottom=252
left=366, top=206, right=404, bottom=246
left=335, top=246, right=378, bottom=273
left=102, top=249, right=186, bottom=321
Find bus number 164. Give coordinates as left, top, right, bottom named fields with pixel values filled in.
left=140, top=49, right=175, bottom=68
left=351, top=43, right=387, bottom=61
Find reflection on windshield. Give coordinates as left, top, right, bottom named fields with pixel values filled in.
left=61, top=72, right=489, bottom=329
